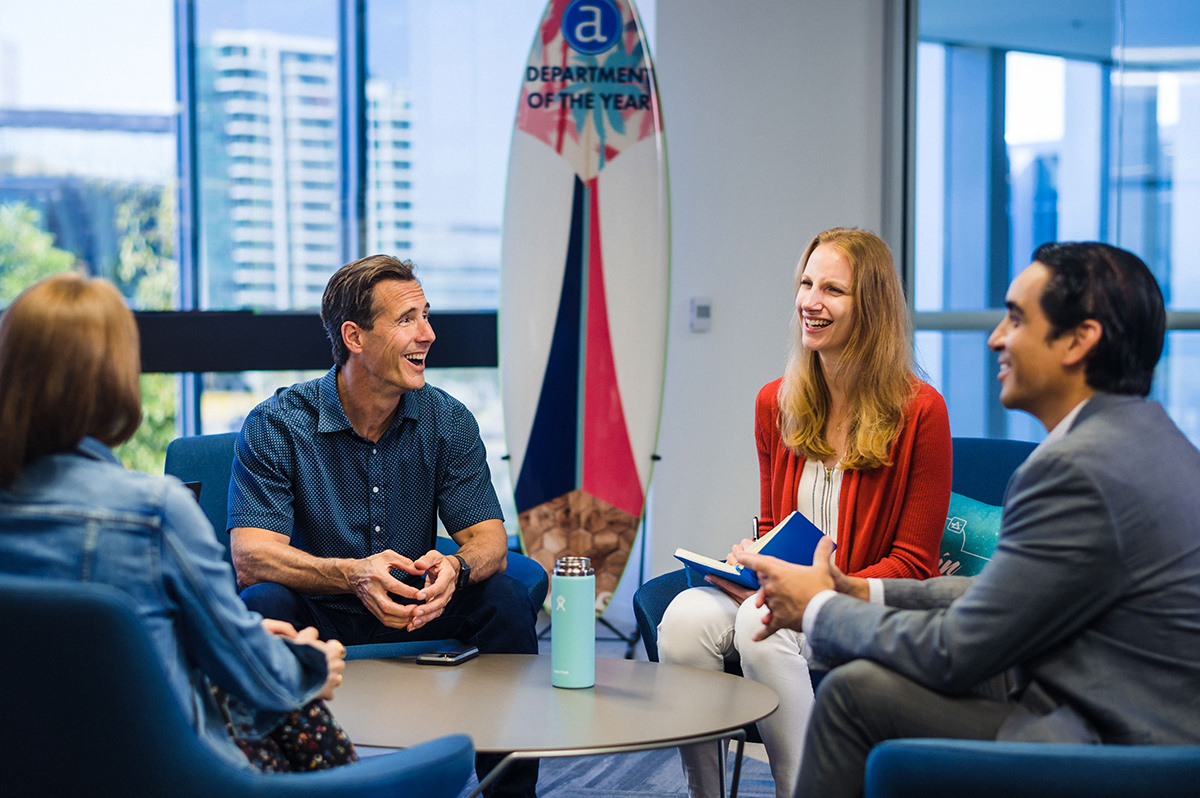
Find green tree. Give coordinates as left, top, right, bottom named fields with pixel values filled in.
left=113, top=182, right=177, bottom=311
left=118, top=372, right=177, bottom=474
left=111, top=183, right=179, bottom=474
left=0, top=203, right=76, bottom=304
left=0, top=194, right=180, bottom=476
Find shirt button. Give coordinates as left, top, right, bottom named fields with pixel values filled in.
left=374, top=525, right=380, bottom=532
left=372, top=448, right=377, bottom=454
left=373, top=486, right=379, bottom=493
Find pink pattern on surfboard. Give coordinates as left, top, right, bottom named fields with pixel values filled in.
left=516, top=0, right=661, bottom=180
left=582, top=177, right=644, bottom=517
left=537, top=0, right=572, bottom=44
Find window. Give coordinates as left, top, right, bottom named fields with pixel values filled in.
left=363, top=0, right=552, bottom=312
left=194, top=0, right=342, bottom=313
left=0, top=0, right=658, bottom=499
left=0, top=0, right=178, bottom=471
left=913, top=0, right=1200, bottom=444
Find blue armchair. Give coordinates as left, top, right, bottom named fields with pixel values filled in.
left=864, top=738, right=1200, bottom=798
left=165, top=432, right=550, bottom=660
left=948, top=436, right=1039, bottom=506
left=165, top=432, right=240, bottom=565
left=0, top=573, right=475, bottom=798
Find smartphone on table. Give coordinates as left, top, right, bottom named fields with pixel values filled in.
left=415, top=645, right=479, bottom=666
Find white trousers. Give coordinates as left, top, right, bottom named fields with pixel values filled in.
left=657, top=586, right=814, bottom=798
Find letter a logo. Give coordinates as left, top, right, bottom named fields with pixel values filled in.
left=561, top=0, right=621, bottom=55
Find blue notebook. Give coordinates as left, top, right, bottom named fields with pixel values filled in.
left=673, top=511, right=833, bottom=590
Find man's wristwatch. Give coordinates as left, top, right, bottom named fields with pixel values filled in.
left=452, top=554, right=471, bottom=589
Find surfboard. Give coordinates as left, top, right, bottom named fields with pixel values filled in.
left=500, top=0, right=669, bottom=614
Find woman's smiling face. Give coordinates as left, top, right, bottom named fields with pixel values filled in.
left=796, top=242, right=855, bottom=364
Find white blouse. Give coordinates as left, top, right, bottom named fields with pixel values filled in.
left=796, top=458, right=843, bottom=544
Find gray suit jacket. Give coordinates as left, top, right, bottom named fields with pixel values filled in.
left=810, top=392, right=1200, bottom=744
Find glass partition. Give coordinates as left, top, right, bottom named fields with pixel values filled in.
left=914, top=0, right=1200, bottom=443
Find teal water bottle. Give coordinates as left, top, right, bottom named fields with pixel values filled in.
left=551, top=556, right=595, bottom=688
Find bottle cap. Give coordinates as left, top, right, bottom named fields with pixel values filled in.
left=553, top=556, right=594, bottom=576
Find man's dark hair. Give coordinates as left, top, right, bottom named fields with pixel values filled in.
left=321, top=255, right=417, bottom=366
left=1033, top=241, right=1165, bottom=396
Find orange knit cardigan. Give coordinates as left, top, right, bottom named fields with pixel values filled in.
left=755, top=377, right=952, bottom=579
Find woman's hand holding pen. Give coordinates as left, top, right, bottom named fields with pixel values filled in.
left=725, top=539, right=755, bottom=566
left=710, top=515, right=764, bottom=603
left=724, top=516, right=761, bottom=566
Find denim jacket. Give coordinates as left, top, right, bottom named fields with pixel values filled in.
left=0, top=438, right=329, bottom=768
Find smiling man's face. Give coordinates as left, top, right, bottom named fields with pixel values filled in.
left=987, top=262, right=1081, bottom=427
left=354, top=279, right=435, bottom=395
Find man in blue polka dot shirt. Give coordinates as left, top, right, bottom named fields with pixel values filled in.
left=228, top=254, right=538, bottom=797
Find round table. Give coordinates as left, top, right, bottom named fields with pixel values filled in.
left=331, top=654, right=778, bottom=797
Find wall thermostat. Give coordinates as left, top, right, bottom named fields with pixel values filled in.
left=690, top=297, right=712, bottom=332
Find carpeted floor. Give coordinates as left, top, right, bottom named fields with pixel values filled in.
left=452, top=747, right=776, bottom=798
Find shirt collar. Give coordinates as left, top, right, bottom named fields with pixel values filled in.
left=315, top=366, right=422, bottom=436
left=77, top=436, right=122, bottom=465
left=1030, top=397, right=1090, bottom=460
left=316, top=367, right=355, bottom=434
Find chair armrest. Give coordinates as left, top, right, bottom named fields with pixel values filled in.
left=631, top=569, right=690, bottom=662
left=505, top=550, right=550, bottom=611
left=865, top=738, right=1200, bottom=798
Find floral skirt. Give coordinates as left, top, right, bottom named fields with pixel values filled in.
left=212, top=684, right=358, bottom=772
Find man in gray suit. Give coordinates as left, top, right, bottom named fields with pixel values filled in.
left=739, top=242, right=1200, bottom=798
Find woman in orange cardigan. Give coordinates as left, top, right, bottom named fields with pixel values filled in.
left=658, top=227, right=952, bottom=798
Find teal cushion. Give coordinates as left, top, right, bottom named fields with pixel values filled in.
left=938, top=492, right=1004, bottom=577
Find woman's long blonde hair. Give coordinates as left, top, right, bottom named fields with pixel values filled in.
left=0, top=273, right=142, bottom=488
left=778, top=228, right=914, bottom=470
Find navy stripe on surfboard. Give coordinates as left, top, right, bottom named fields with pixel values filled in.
left=513, top=175, right=585, bottom=513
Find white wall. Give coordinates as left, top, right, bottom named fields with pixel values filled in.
left=644, top=0, right=891, bottom=576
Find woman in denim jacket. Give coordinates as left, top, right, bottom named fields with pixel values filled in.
left=0, top=273, right=351, bottom=771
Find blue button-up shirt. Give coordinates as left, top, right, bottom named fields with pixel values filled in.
left=0, top=438, right=328, bottom=769
left=228, top=367, right=503, bottom=615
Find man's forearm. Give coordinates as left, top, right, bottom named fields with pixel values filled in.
left=232, top=529, right=357, bottom=594
left=450, top=519, right=508, bottom=583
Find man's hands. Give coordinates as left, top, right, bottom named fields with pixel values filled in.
left=407, top=549, right=460, bottom=630
left=261, top=619, right=347, bottom=701
left=348, top=548, right=459, bottom=631
left=231, top=523, right=504, bottom=633
left=831, top=558, right=870, bottom=602
left=736, top=537, right=850, bottom=641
